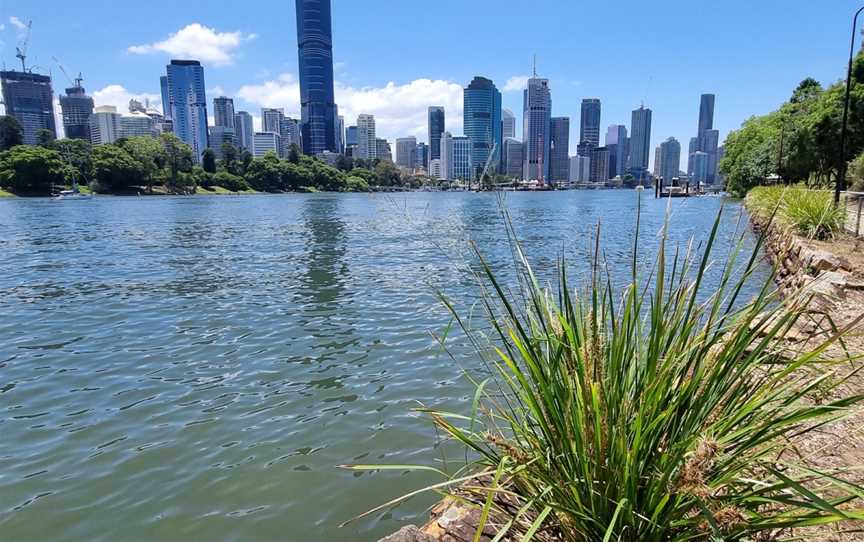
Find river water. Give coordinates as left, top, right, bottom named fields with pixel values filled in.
left=0, top=191, right=768, bottom=541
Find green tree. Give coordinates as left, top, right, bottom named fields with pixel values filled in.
left=213, top=170, right=249, bottom=192
left=51, top=138, right=93, bottom=183
left=0, top=145, right=66, bottom=194
left=245, top=152, right=284, bottom=192
left=220, top=143, right=238, bottom=173
left=160, top=133, right=194, bottom=192
left=35, top=129, right=55, bottom=147
left=239, top=149, right=254, bottom=175
left=288, top=144, right=302, bottom=164
left=119, top=136, right=166, bottom=192
left=0, top=116, right=24, bottom=151
left=92, top=144, right=147, bottom=192
left=336, top=154, right=353, bottom=172
left=202, top=148, right=217, bottom=173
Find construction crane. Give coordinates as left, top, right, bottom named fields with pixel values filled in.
left=52, top=56, right=84, bottom=89
left=15, top=20, right=33, bottom=72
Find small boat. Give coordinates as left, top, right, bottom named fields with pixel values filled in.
left=635, top=185, right=645, bottom=191
left=53, top=179, right=92, bottom=201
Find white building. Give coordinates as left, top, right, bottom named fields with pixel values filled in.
left=253, top=132, right=282, bottom=158
left=441, top=132, right=472, bottom=181
left=569, top=155, right=590, bottom=183
left=89, top=106, right=121, bottom=145
left=357, top=114, right=377, bottom=160
left=429, top=158, right=442, bottom=179
left=119, top=111, right=157, bottom=139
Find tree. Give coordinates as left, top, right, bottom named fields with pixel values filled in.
left=0, top=145, right=66, bottom=195
left=119, top=136, right=165, bottom=192
left=287, top=144, right=302, bottom=164
left=245, top=152, right=284, bottom=192
left=202, top=148, right=217, bottom=173
left=213, top=170, right=249, bottom=192
left=239, top=150, right=254, bottom=175
left=51, top=138, right=93, bottom=183
left=160, top=133, right=194, bottom=192
left=92, top=144, right=147, bottom=192
left=0, top=116, right=24, bottom=151
left=220, top=143, right=238, bottom=174
left=336, top=154, right=353, bottom=172
left=35, top=129, right=55, bottom=147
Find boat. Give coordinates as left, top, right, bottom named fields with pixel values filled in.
left=53, top=179, right=92, bottom=200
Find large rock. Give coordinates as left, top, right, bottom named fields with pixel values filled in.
left=805, top=250, right=851, bottom=274
left=378, top=525, right=437, bottom=542
left=804, top=271, right=848, bottom=300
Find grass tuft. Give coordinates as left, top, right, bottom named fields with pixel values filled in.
left=746, top=185, right=844, bottom=240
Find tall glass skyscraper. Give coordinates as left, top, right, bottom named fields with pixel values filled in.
left=580, top=98, right=601, bottom=147
left=629, top=105, right=652, bottom=183
left=1, top=70, right=57, bottom=145
left=522, top=76, right=551, bottom=183
left=234, top=111, right=254, bottom=151
left=698, top=94, right=715, bottom=137
left=296, top=0, right=338, bottom=155
left=428, top=106, right=445, bottom=161
left=165, top=60, right=209, bottom=162
left=60, top=82, right=94, bottom=141
left=463, top=76, right=502, bottom=178
left=549, top=117, right=570, bottom=182
left=213, top=96, right=235, bottom=131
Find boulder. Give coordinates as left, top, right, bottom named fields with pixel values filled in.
left=806, top=250, right=851, bottom=273
left=378, top=525, right=437, bottom=542
left=805, top=271, right=848, bottom=300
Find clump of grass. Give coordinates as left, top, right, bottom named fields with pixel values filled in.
left=747, top=185, right=844, bottom=239
left=345, top=203, right=863, bottom=541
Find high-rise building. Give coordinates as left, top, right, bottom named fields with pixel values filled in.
left=415, top=142, right=429, bottom=170
left=463, top=76, right=502, bottom=178
left=698, top=94, right=715, bottom=137
left=396, top=136, right=417, bottom=169
left=253, top=131, right=282, bottom=157
left=160, top=76, right=170, bottom=119
left=659, top=137, right=681, bottom=184
left=580, top=98, right=601, bottom=147
left=428, top=106, right=445, bottom=161
left=522, top=75, right=551, bottom=182
left=208, top=126, right=236, bottom=160
left=689, top=95, right=720, bottom=183
left=605, top=125, right=628, bottom=179
left=702, top=129, right=720, bottom=183
left=440, top=131, right=472, bottom=181
left=336, top=115, right=345, bottom=153
left=589, top=146, right=610, bottom=182
left=119, top=112, right=157, bottom=139
left=502, top=108, right=516, bottom=139
left=357, top=114, right=377, bottom=160
left=570, top=155, right=590, bottom=183
left=576, top=141, right=595, bottom=157
left=234, top=111, right=254, bottom=151
left=213, top=97, right=235, bottom=131
left=281, top=117, right=302, bottom=152
left=346, top=125, right=358, bottom=147
left=691, top=151, right=710, bottom=184
left=296, top=0, right=338, bottom=154
left=376, top=138, right=392, bottom=162
left=1, top=70, right=57, bottom=145
left=59, top=80, right=94, bottom=141
left=503, top=138, right=524, bottom=179
left=653, top=146, right=663, bottom=178
left=262, top=108, right=284, bottom=133
left=429, top=158, right=442, bottom=179
left=89, top=105, right=120, bottom=145
left=549, top=117, right=570, bottom=182
left=629, top=105, right=652, bottom=182
left=165, top=60, right=209, bottom=162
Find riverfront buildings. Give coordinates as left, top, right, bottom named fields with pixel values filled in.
left=580, top=98, right=601, bottom=147
left=629, top=105, right=652, bottom=182
left=164, top=60, right=209, bottom=162
left=296, top=0, right=339, bottom=154
left=549, top=117, right=570, bottom=182
left=428, top=106, right=445, bottom=162
left=502, top=108, right=516, bottom=139
left=1, top=70, right=57, bottom=144
left=463, top=76, right=502, bottom=177
left=357, top=114, right=377, bottom=160
left=688, top=94, right=720, bottom=184
left=503, top=138, right=524, bottom=179
left=59, top=81, right=94, bottom=141
left=253, top=131, right=282, bottom=157
left=658, top=137, right=681, bottom=184
left=522, top=75, right=552, bottom=182
left=234, top=111, right=254, bottom=151
left=605, top=125, right=628, bottom=179
left=396, top=136, right=417, bottom=169
left=440, top=131, right=472, bottom=180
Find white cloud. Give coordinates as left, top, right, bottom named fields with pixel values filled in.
left=127, top=23, right=253, bottom=66
left=0, top=24, right=6, bottom=31
left=503, top=75, right=530, bottom=93
left=236, top=74, right=464, bottom=143
left=92, top=84, right=162, bottom=115
left=9, top=16, right=27, bottom=31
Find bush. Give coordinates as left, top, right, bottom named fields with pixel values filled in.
left=212, top=171, right=249, bottom=192
left=0, top=145, right=67, bottom=194
left=746, top=185, right=844, bottom=239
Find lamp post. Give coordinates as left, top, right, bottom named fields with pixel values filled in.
left=837, top=6, right=864, bottom=204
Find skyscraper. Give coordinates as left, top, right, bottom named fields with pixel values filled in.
left=549, top=117, right=570, bottom=182
left=376, top=138, right=392, bottom=162
left=59, top=79, right=94, bottom=141
left=213, top=97, right=235, bottom=131
left=336, top=115, right=345, bottom=154
left=580, top=98, right=601, bottom=147
left=659, top=137, right=681, bottom=184
left=89, top=106, right=120, bottom=146
left=357, top=114, right=376, bottom=160
left=463, top=76, right=502, bottom=178
left=234, top=111, right=254, bottom=151
left=589, top=146, right=610, bottom=183
left=160, top=76, right=170, bottom=119
left=605, top=125, right=628, bottom=179
left=428, top=106, right=445, bottom=162
left=698, top=94, right=715, bottom=137
left=690, top=94, right=720, bottom=183
left=262, top=108, right=284, bottom=133
left=502, top=108, right=516, bottom=139
left=165, top=60, right=209, bottom=162
left=522, top=75, right=551, bottom=182
left=629, top=105, right=652, bottom=182
left=1, top=70, right=57, bottom=145
left=346, top=126, right=358, bottom=147
left=503, top=138, right=524, bottom=179
left=441, top=134, right=472, bottom=180
left=296, top=0, right=338, bottom=154
left=414, top=142, right=428, bottom=169
left=396, top=137, right=417, bottom=169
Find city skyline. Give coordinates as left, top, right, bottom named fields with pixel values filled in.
left=0, top=0, right=857, bottom=169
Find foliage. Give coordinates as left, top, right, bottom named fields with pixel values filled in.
left=51, top=138, right=93, bottom=182
left=160, top=133, right=194, bottom=193
left=847, top=149, right=864, bottom=191
left=92, top=144, right=146, bottom=192
left=348, top=204, right=863, bottom=540
left=202, top=148, right=217, bottom=173
left=0, top=145, right=66, bottom=194
left=0, top=116, right=24, bottom=151
left=119, top=136, right=165, bottom=190
left=212, top=170, right=249, bottom=192
left=35, top=129, right=55, bottom=147
left=747, top=185, right=845, bottom=239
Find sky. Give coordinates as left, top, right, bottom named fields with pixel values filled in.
left=0, top=0, right=861, bottom=165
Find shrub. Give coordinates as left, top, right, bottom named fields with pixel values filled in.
left=746, top=185, right=844, bottom=239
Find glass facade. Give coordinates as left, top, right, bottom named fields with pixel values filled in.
left=165, top=60, right=209, bottom=162
left=549, top=117, right=570, bottom=181
left=296, top=0, right=338, bottom=155
left=463, top=77, right=502, bottom=179
left=580, top=99, right=601, bottom=146
left=522, top=77, right=551, bottom=183
left=1, top=70, right=57, bottom=145
left=427, top=106, right=445, bottom=161
left=60, top=85, right=94, bottom=141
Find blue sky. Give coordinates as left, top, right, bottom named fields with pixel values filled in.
left=0, top=0, right=860, bottom=164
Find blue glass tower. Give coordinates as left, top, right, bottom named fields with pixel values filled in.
left=296, top=0, right=338, bottom=155
left=165, top=60, right=209, bottom=162
left=463, top=76, right=502, bottom=179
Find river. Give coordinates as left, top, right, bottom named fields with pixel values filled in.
left=0, top=191, right=768, bottom=541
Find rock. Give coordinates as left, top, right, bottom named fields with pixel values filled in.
left=806, top=250, right=851, bottom=273
left=805, top=271, right=848, bottom=300
left=378, top=525, right=437, bottom=542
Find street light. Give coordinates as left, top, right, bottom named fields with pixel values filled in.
left=836, top=6, right=864, bottom=204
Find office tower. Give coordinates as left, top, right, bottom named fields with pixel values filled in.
left=1, top=70, right=57, bottom=144
left=262, top=108, right=284, bottom=133
left=502, top=108, right=516, bottom=139
left=336, top=115, right=345, bottom=153
left=213, top=97, right=235, bottom=131
left=653, top=146, right=662, bottom=178
left=234, top=111, right=254, bottom=151
left=160, top=76, right=170, bottom=119
left=346, top=125, right=358, bottom=147
left=659, top=137, right=681, bottom=184
left=698, top=94, right=715, bottom=137
left=440, top=132, right=471, bottom=180
left=89, top=106, right=120, bottom=145
left=629, top=105, right=652, bottom=182
left=165, top=60, right=209, bottom=162
left=396, top=136, right=417, bottom=168
left=119, top=112, right=157, bottom=139
left=296, top=0, right=338, bottom=154
left=569, top=155, right=591, bottom=183
left=281, top=117, right=302, bottom=152
left=549, top=117, right=570, bottom=181
left=687, top=136, right=699, bottom=175
left=576, top=141, right=594, bottom=157
left=357, top=114, right=377, bottom=160
left=428, top=106, right=445, bottom=161
left=59, top=80, right=94, bottom=141
left=429, top=159, right=442, bottom=179
left=522, top=75, right=551, bottom=182
left=376, top=139, right=392, bottom=162
left=208, top=126, right=236, bottom=160
left=605, top=125, right=628, bottom=179
left=589, top=146, right=610, bottom=182
left=503, top=138, right=524, bottom=179
left=579, top=98, right=601, bottom=147
left=463, top=76, right=502, bottom=178
left=253, top=131, right=282, bottom=157
left=702, top=129, right=720, bottom=183
left=691, top=151, right=709, bottom=184
left=415, top=142, right=428, bottom=169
